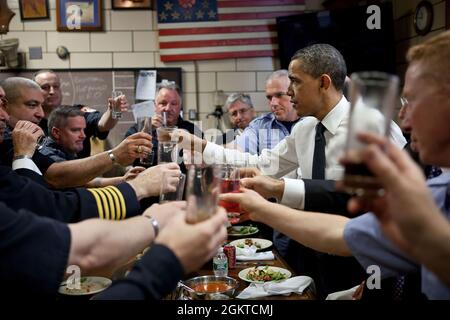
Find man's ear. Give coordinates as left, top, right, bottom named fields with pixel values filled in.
left=320, top=74, right=332, bottom=90
left=51, top=127, right=60, bottom=141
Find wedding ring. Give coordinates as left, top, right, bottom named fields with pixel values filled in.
left=137, top=145, right=142, bottom=153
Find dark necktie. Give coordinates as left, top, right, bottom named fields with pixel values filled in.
left=312, top=122, right=326, bottom=179
left=392, top=275, right=405, bottom=300
left=426, top=166, right=442, bottom=179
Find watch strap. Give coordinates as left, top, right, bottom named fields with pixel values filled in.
left=107, top=149, right=116, bottom=163
left=144, top=215, right=159, bottom=238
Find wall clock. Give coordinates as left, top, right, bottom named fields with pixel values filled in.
left=414, top=1, right=434, bottom=36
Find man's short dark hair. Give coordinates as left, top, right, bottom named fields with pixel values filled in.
left=48, top=105, right=84, bottom=139
left=291, top=43, right=347, bottom=91
left=32, top=69, right=58, bottom=82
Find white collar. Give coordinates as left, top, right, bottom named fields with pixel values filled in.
left=320, top=96, right=349, bottom=135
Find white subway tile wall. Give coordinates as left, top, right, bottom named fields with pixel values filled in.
left=0, top=0, right=446, bottom=132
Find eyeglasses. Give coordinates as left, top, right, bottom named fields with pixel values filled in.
left=266, top=92, right=289, bottom=101
left=230, top=107, right=251, bottom=118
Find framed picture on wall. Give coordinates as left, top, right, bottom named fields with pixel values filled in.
left=56, top=0, right=104, bottom=31
left=19, top=0, right=50, bottom=20
left=112, top=0, right=152, bottom=10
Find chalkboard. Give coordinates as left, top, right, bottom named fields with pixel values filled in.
left=0, top=68, right=182, bottom=148
left=0, top=68, right=182, bottom=109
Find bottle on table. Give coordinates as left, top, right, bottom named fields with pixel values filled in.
left=213, top=247, right=228, bottom=277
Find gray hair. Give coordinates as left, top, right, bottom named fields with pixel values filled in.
left=224, top=93, right=254, bottom=111
left=266, top=69, right=289, bottom=83
left=156, top=79, right=181, bottom=96
left=48, top=105, right=84, bottom=139
left=291, top=43, right=347, bottom=91
left=1, top=77, right=43, bottom=104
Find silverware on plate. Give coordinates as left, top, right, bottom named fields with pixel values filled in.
left=236, top=261, right=276, bottom=266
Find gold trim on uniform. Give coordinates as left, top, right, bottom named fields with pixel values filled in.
left=102, top=187, right=117, bottom=220
left=88, top=188, right=104, bottom=219
left=87, top=186, right=127, bottom=220
left=94, top=188, right=110, bottom=220
left=108, top=186, right=127, bottom=219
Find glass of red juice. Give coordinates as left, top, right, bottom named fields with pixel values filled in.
left=219, top=163, right=242, bottom=215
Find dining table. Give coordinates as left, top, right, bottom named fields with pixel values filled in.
left=171, top=216, right=316, bottom=300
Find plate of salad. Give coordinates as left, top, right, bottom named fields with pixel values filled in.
left=228, top=225, right=259, bottom=237
left=238, top=266, right=291, bottom=283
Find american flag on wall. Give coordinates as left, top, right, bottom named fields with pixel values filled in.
left=156, top=0, right=306, bottom=62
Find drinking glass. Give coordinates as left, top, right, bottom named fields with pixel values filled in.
left=185, top=164, right=221, bottom=224
left=218, top=163, right=243, bottom=215
left=161, top=111, right=168, bottom=127
left=156, top=126, right=179, bottom=164
left=342, top=71, right=399, bottom=196
left=159, top=172, right=186, bottom=203
left=36, top=135, right=46, bottom=150
left=111, top=90, right=123, bottom=119
left=137, top=116, right=154, bottom=166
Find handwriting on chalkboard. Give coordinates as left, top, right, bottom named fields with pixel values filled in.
left=0, top=68, right=181, bottom=111
left=59, top=72, right=113, bottom=111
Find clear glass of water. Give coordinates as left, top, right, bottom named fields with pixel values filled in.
left=160, top=172, right=186, bottom=203
left=137, top=116, right=153, bottom=166
left=343, top=71, right=399, bottom=196
left=111, top=90, right=123, bottom=119
left=185, top=164, right=221, bottom=224
left=156, top=126, right=178, bottom=164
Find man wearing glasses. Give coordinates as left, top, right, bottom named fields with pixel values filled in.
left=219, top=93, right=256, bottom=145
left=234, top=69, right=300, bottom=155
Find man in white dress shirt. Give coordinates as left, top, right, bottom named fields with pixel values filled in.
left=177, top=44, right=406, bottom=212
left=176, top=44, right=405, bottom=297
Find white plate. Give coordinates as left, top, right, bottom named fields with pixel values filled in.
left=58, top=276, right=112, bottom=296
left=238, top=266, right=291, bottom=283
left=229, top=238, right=272, bottom=251
left=228, top=225, right=259, bottom=237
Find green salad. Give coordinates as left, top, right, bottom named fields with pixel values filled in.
left=246, top=266, right=288, bottom=282
left=234, top=225, right=258, bottom=235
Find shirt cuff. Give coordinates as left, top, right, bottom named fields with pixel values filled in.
left=203, top=142, right=225, bottom=164
left=280, top=178, right=305, bottom=209
left=12, top=158, right=42, bottom=175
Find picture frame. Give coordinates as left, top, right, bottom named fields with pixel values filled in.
left=112, top=0, right=152, bottom=10
left=19, top=0, right=50, bottom=21
left=56, top=0, right=103, bottom=32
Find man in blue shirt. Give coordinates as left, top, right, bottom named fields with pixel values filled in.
left=218, top=93, right=255, bottom=145
left=235, top=69, right=300, bottom=155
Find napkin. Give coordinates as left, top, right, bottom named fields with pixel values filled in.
left=325, top=284, right=360, bottom=300
left=236, top=276, right=314, bottom=299
left=236, top=245, right=274, bottom=261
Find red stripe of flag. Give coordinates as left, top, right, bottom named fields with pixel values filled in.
left=218, top=0, right=305, bottom=7
left=160, top=50, right=278, bottom=62
left=219, top=11, right=302, bottom=20
left=160, top=37, right=277, bottom=49
left=159, top=25, right=276, bottom=36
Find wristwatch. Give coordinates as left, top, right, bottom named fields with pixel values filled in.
left=144, top=215, right=160, bottom=237
left=107, top=149, right=116, bottom=163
